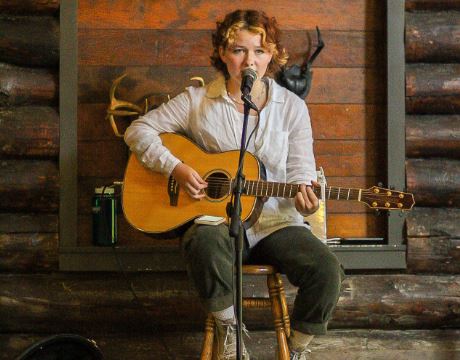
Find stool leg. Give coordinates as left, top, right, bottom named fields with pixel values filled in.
left=276, top=273, right=291, bottom=339
left=268, top=274, right=290, bottom=360
left=200, top=314, right=215, bottom=360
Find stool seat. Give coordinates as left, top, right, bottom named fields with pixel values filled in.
left=200, top=264, right=291, bottom=360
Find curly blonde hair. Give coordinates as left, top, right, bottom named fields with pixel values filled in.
left=210, top=9, right=288, bottom=78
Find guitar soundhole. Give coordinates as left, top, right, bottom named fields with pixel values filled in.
left=204, top=171, right=230, bottom=201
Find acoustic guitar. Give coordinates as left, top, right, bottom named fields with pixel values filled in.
left=122, top=133, right=415, bottom=233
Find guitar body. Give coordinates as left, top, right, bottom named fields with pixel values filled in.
left=122, top=133, right=264, bottom=233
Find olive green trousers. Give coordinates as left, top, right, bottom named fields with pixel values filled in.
left=181, top=224, right=344, bottom=335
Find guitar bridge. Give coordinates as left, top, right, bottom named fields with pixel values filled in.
left=168, top=176, right=180, bottom=206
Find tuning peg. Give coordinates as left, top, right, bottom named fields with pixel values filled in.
left=377, top=182, right=384, bottom=187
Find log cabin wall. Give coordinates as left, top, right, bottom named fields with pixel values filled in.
left=0, top=1, right=459, bottom=358
left=0, top=2, right=59, bottom=272
left=405, top=0, right=460, bottom=273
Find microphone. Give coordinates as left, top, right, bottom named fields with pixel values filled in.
left=240, top=68, right=258, bottom=96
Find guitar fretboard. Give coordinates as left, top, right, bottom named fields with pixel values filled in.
left=234, top=179, right=361, bottom=201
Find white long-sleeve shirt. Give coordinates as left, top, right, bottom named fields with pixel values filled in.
left=124, top=75, right=317, bottom=247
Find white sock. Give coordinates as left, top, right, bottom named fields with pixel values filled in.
left=289, top=329, right=314, bottom=351
left=212, top=306, right=235, bottom=324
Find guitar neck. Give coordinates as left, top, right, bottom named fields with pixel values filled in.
left=243, top=180, right=360, bottom=201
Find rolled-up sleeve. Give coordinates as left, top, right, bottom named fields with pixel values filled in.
left=124, top=90, right=191, bottom=176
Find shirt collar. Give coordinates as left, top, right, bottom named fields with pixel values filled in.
left=205, top=74, right=285, bottom=104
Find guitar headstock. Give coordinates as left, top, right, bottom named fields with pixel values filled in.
left=361, top=186, right=415, bottom=210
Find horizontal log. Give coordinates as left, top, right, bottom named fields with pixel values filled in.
left=406, top=95, right=460, bottom=114
left=406, top=0, right=460, bottom=11
left=0, top=233, right=58, bottom=272
left=78, top=0, right=384, bottom=31
left=0, top=106, right=59, bottom=158
left=78, top=65, right=385, bottom=105
left=407, top=207, right=460, bottom=238
left=406, top=64, right=460, bottom=114
left=406, top=207, right=460, bottom=273
left=2, top=329, right=460, bottom=360
left=406, top=158, right=460, bottom=207
left=406, top=115, right=460, bottom=158
left=0, top=0, right=59, bottom=15
left=406, top=63, right=460, bottom=97
left=0, top=213, right=58, bottom=233
left=0, top=273, right=458, bottom=333
left=406, top=11, right=460, bottom=62
left=0, top=63, right=58, bottom=106
left=407, top=236, right=460, bottom=274
left=78, top=29, right=383, bottom=68
left=0, top=160, right=59, bottom=212
left=0, top=16, right=59, bottom=67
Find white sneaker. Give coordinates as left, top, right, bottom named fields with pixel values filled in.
left=290, top=348, right=311, bottom=360
left=215, top=320, right=250, bottom=360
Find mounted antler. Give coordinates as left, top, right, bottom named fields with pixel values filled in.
left=276, top=26, right=325, bottom=99
left=106, top=74, right=145, bottom=137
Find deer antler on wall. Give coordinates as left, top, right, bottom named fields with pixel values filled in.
left=106, top=73, right=170, bottom=137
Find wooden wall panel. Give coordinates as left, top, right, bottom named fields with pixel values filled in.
left=79, top=29, right=383, bottom=68
left=78, top=0, right=384, bottom=31
left=77, top=1, right=387, bottom=245
left=78, top=66, right=384, bottom=105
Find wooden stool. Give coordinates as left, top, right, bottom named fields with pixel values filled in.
left=200, top=265, right=291, bottom=360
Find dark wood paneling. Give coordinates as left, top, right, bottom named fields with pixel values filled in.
left=315, top=140, right=384, bottom=177
left=78, top=66, right=384, bottom=105
left=78, top=140, right=128, bottom=178
left=0, top=273, right=458, bottom=333
left=0, top=0, right=59, bottom=15
left=0, top=63, right=58, bottom=106
left=406, top=158, right=460, bottom=207
left=406, top=64, right=460, bottom=114
left=406, top=11, right=460, bottom=63
left=327, top=213, right=385, bottom=238
left=0, top=16, right=59, bottom=67
left=406, top=115, right=460, bottom=158
left=78, top=214, right=180, bottom=247
left=78, top=29, right=383, bottom=68
left=310, top=104, right=385, bottom=140
left=77, top=0, right=385, bottom=31
left=78, top=103, right=386, bottom=141
left=0, top=106, right=59, bottom=158
left=0, top=160, right=59, bottom=212
left=406, top=0, right=460, bottom=11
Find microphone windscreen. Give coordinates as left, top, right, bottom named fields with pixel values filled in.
left=242, top=68, right=258, bottom=81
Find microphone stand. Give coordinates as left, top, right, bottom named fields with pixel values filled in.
left=227, top=93, right=258, bottom=360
